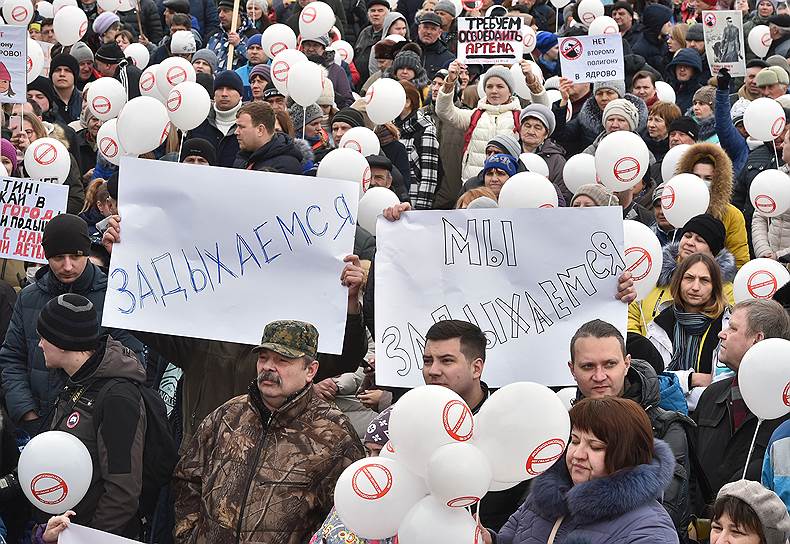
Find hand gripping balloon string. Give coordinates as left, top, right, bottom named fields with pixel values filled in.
left=742, top=418, right=763, bottom=480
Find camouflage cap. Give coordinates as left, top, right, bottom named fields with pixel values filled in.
left=252, top=320, right=319, bottom=359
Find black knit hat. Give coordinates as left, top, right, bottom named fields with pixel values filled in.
left=682, top=214, right=726, bottom=256
left=95, top=43, right=125, bottom=64
left=611, top=1, right=634, bottom=15
left=668, top=116, right=699, bottom=140
left=213, top=69, right=244, bottom=96
left=37, top=294, right=99, bottom=352
left=42, top=214, right=91, bottom=259
left=180, top=138, right=218, bottom=165
left=50, top=53, right=79, bottom=78
left=332, top=107, right=364, bottom=128
left=27, top=76, right=56, bottom=109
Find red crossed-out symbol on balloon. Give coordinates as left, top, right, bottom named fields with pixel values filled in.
left=31, top=473, right=68, bottom=505
left=539, top=203, right=556, bottom=208
left=747, top=269, right=778, bottom=299
left=661, top=185, right=676, bottom=210
left=783, top=381, right=790, bottom=407
left=762, top=33, right=772, bottom=47
left=167, top=66, right=187, bottom=86
left=343, top=139, right=362, bottom=153
left=614, top=156, right=640, bottom=183
left=100, top=136, right=119, bottom=158
left=92, top=95, right=111, bottom=115
left=79, top=20, right=88, bottom=37
left=141, top=72, right=156, bottom=92
left=338, top=47, right=349, bottom=60
left=160, top=122, right=172, bottom=145
left=442, top=399, right=473, bottom=441
left=11, top=5, right=28, bottom=21
left=34, top=142, right=57, bottom=165
left=26, top=55, right=32, bottom=72
left=625, top=246, right=653, bottom=281
left=525, top=438, right=566, bottom=476
left=301, top=5, right=317, bottom=23
left=523, top=31, right=535, bottom=48
left=772, top=116, right=786, bottom=137
left=447, top=496, right=480, bottom=508
left=271, top=41, right=287, bottom=56
left=167, top=90, right=182, bottom=112
left=362, top=166, right=371, bottom=193
left=272, top=60, right=290, bottom=83
left=351, top=463, right=393, bottom=500
left=385, top=441, right=395, bottom=454
left=754, top=194, right=777, bottom=215
left=365, top=85, right=375, bottom=104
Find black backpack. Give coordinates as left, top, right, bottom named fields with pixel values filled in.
left=95, top=378, right=180, bottom=519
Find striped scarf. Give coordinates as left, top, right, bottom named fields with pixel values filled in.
left=669, top=306, right=713, bottom=372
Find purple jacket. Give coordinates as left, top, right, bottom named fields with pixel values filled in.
left=495, top=440, right=679, bottom=544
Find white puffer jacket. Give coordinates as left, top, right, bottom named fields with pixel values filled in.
left=435, top=86, right=550, bottom=180
left=752, top=166, right=790, bottom=261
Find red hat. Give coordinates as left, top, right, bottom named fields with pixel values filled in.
left=0, top=62, right=11, bottom=82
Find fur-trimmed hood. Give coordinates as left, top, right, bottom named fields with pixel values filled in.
left=658, top=242, right=737, bottom=286
left=529, top=439, right=676, bottom=525
left=675, top=142, right=733, bottom=220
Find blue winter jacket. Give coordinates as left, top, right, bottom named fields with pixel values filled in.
left=762, top=419, right=790, bottom=512
left=494, top=440, right=679, bottom=544
left=715, top=88, right=749, bottom=175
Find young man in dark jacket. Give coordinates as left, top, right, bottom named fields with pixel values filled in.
left=234, top=101, right=303, bottom=174
left=35, top=294, right=146, bottom=538
left=186, top=71, right=244, bottom=168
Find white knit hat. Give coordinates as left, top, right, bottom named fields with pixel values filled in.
left=602, top=98, right=639, bottom=131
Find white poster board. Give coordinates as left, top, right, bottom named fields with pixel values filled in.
left=0, top=177, right=67, bottom=263
left=703, top=10, right=746, bottom=77
left=0, top=26, right=27, bottom=103
left=102, top=158, right=360, bottom=354
left=457, top=17, right=526, bottom=65
left=60, top=523, right=141, bottom=543
left=558, top=34, right=624, bottom=84
left=374, top=208, right=627, bottom=388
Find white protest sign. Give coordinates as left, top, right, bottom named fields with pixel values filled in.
left=60, top=523, right=141, bottom=543
left=457, top=17, right=526, bottom=65
left=558, top=34, right=624, bottom=84
left=375, top=207, right=627, bottom=388
left=0, top=26, right=27, bottom=103
left=703, top=10, right=746, bottom=77
left=0, top=177, right=66, bottom=263
left=102, top=158, right=360, bottom=354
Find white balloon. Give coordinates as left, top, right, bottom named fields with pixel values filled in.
left=555, top=387, right=577, bottom=411
left=380, top=441, right=397, bottom=459
left=97, top=0, right=123, bottom=11
left=357, top=187, right=399, bottom=234
left=298, top=0, right=335, bottom=39
left=26, top=38, right=44, bottom=83
left=595, top=131, right=650, bottom=192
left=522, top=26, right=537, bottom=54
left=24, top=138, right=70, bottom=183
left=3, top=0, right=33, bottom=26
left=655, top=81, right=676, bottom=103
left=166, top=81, right=211, bottom=131
left=317, top=148, right=372, bottom=192
left=748, top=25, right=771, bottom=59
left=384, top=33, right=406, bottom=43
left=117, top=96, right=171, bottom=155
left=623, top=220, right=664, bottom=301
left=587, top=15, right=619, bottom=35
left=474, top=382, right=570, bottom=482
left=498, top=172, right=559, bottom=209
left=328, top=39, right=354, bottom=64
left=733, top=258, right=790, bottom=302
left=519, top=153, right=549, bottom=177
left=139, top=65, right=165, bottom=101
left=53, top=5, right=87, bottom=45
left=750, top=169, right=790, bottom=218
left=262, top=23, right=296, bottom=58
left=397, top=496, right=479, bottom=544
left=660, top=143, right=690, bottom=183
left=270, top=49, right=307, bottom=94
left=86, top=77, right=127, bottom=121
left=339, top=126, right=380, bottom=156
left=577, top=0, right=603, bottom=25
left=36, top=0, right=53, bottom=18
left=427, top=443, right=492, bottom=508
left=509, top=62, right=532, bottom=99
left=52, top=0, right=76, bottom=15
left=738, top=338, right=790, bottom=420
left=125, top=42, right=150, bottom=69
left=389, top=385, right=475, bottom=477
left=562, top=153, right=596, bottom=194
left=96, top=118, right=128, bottom=165
left=286, top=60, right=323, bottom=106
left=660, top=173, right=711, bottom=228
left=744, top=97, right=786, bottom=142
left=550, top=0, right=570, bottom=7
left=156, top=56, right=196, bottom=98
left=366, top=78, right=407, bottom=125
left=488, top=479, right=522, bottom=492
left=19, top=431, right=93, bottom=514
left=334, top=457, right=427, bottom=540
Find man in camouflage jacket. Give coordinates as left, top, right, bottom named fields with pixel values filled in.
left=172, top=320, right=364, bottom=544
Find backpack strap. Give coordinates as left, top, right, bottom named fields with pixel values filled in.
left=462, top=108, right=484, bottom=154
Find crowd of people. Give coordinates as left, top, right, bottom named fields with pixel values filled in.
left=0, top=0, right=788, bottom=541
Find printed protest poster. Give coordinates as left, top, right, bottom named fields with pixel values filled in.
left=457, top=17, right=525, bottom=65
left=558, top=34, right=624, bottom=84
left=0, top=26, right=27, bottom=103
left=375, top=207, right=627, bottom=388
left=0, top=177, right=67, bottom=263
left=703, top=10, right=746, bottom=76
left=61, top=523, right=141, bottom=543
left=102, top=158, right=360, bottom=354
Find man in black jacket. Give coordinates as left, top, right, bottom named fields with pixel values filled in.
left=692, top=299, right=790, bottom=514
left=414, top=12, right=453, bottom=78
left=234, top=101, right=302, bottom=174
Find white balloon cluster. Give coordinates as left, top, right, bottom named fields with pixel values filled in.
left=333, top=383, right=570, bottom=541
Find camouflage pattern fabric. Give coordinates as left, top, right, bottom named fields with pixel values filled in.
left=253, top=320, right=320, bottom=359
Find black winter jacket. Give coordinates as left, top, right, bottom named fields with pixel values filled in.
left=118, top=0, right=164, bottom=42
left=234, top=132, right=303, bottom=174
left=186, top=108, right=240, bottom=168
left=732, top=142, right=781, bottom=257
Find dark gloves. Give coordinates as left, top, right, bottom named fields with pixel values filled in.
left=717, top=68, right=732, bottom=91
left=0, top=471, right=20, bottom=502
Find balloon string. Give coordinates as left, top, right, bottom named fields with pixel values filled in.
left=742, top=418, right=762, bottom=480
left=177, top=129, right=185, bottom=161
left=774, top=143, right=780, bottom=168
left=302, top=105, right=306, bottom=140
left=556, top=6, right=560, bottom=33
